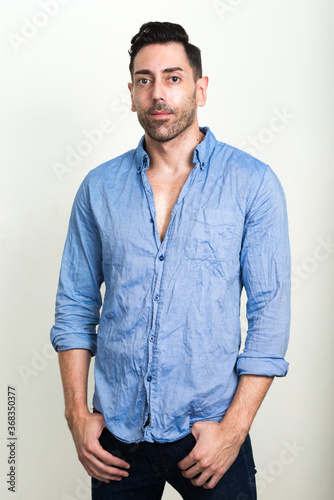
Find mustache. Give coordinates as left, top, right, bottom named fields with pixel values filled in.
left=146, top=103, right=175, bottom=114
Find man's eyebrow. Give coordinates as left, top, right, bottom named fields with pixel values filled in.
left=162, top=67, right=184, bottom=73
left=134, top=67, right=184, bottom=75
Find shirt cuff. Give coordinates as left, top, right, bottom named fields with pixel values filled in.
left=236, top=352, right=289, bottom=377
left=50, top=333, right=97, bottom=356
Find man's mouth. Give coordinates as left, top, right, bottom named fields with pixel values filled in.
left=150, top=111, right=172, bottom=117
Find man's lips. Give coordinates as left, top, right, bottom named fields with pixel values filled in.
left=150, top=111, right=172, bottom=117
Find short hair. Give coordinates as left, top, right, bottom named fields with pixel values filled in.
left=129, top=21, right=202, bottom=82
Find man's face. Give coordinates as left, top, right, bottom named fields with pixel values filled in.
left=128, top=42, right=206, bottom=143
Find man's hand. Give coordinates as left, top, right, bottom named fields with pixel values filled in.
left=68, top=410, right=131, bottom=483
left=177, top=375, right=274, bottom=490
left=177, top=420, right=244, bottom=490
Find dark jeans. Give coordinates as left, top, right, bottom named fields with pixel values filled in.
left=91, top=425, right=257, bottom=499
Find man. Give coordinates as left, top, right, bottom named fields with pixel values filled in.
left=50, top=21, right=291, bottom=499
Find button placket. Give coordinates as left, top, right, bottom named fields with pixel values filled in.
left=142, top=162, right=201, bottom=437
left=144, top=244, right=169, bottom=435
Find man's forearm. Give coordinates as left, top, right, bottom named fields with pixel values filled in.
left=219, top=374, right=274, bottom=441
left=57, top=349, right=131, bottom=481
left=58, top=349, right=92, bottom=426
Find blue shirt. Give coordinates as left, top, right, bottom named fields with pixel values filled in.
left=50, top=127, right=291, bottom=444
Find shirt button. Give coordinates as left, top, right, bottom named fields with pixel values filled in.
left=150, top=336, right=154, bottom=342
left=202, top=162, right=205, bottom=167
left=154, top=294, right=160, bottom=301
left=159, top=255, right=164, bottom=261
left=147, top=376, right=152, bottom=382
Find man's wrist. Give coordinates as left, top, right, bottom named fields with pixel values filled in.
left=65, top=405, right=90, bottom=429
left=218, top=411, right=250, bottom=444
left=218, top=374, right=274, bottom=442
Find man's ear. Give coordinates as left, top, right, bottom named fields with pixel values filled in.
left=196, top=76, right=209, bottom=108
left=128, top=82, right=137, bottom=112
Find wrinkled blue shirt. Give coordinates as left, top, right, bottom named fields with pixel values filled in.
left=50, top=127, right=291, bottom=444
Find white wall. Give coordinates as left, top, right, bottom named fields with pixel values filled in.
left=1, top=0, right=333, bottom=499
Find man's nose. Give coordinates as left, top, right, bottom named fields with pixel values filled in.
left=152, top=80, right=165, bottom=101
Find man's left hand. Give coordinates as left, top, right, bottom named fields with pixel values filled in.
left=177, top=420, right=244, bottom=490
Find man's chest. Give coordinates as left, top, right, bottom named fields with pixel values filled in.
left=96, top=163, right=246, bottom=279
left=145, top=168, right=193, bottom=243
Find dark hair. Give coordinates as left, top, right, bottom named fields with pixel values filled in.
left=129, top=21, right=202, bottom=82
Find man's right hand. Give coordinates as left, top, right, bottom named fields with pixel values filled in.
left=68, top=410, right=131, bottom=483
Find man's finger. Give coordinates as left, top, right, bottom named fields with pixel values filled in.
left=202, top=472, right=224, bottom=490
left=191, top=470, right=215, bottom=488
left=83, top=461, right=123, bottom=483
left=181, top=463, right=202, bottom=479
left=82, top=453, right=130, bottom=481
left=92, top=440, right=131, bottom=470
left=177, top=452, right=197, bottom=471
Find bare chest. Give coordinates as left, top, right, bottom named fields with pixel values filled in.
left=146, top=169, right=192, bottom=243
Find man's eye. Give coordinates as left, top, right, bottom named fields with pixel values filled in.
left=170, top=76, right=180, bottom=83
left=139, top=78, right=150, bottom=85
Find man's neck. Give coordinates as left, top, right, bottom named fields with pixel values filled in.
left=144, top=124, right=205, bottom=175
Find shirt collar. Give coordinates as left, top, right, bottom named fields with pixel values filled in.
left=135, top=126, right=217, bottom=173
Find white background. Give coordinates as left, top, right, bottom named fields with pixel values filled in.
left=1, top=0, right=333, bottom=499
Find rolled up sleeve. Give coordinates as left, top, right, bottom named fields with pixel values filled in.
left=237, top=165, right=291, bottom=377
left=50, top=178, right=103, bottom=356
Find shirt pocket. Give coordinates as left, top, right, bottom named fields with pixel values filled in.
left=184, top=208, right=242, bottom=265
